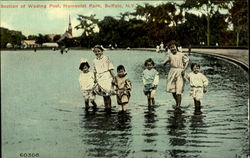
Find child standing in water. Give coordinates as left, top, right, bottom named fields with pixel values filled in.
left=92, top=45, right=115, bottom=113
left=113, top=65, right=132, bottom=112
left=186, top=63, right=208, bottom=114
left=79, top=58, right=97, bottom=112
left=162, top=40, right=189, bottom=108
left=142, top=58, right=159, bottom=108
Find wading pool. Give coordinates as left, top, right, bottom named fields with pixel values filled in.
left=1, top=50, right=249, bottom=158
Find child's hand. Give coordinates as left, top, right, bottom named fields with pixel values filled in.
left=152, top=84, right=157, bottom=89
left=112, top=78, right=116, bottom=85
left=181, top=71, right=185, bottom=77
left=203, top=87, right=208, bottom=93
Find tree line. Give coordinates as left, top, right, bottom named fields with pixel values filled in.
left=0, top=0, right=248, bottom=49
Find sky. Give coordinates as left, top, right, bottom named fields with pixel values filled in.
left=0, top=1, right=174, bottom=37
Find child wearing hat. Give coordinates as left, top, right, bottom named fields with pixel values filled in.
left=79, top=58, right=97, bottom=112
left=92, top=45, right=115, bottom=113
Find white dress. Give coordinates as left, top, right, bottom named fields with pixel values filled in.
left=93, top=55, right=115, bottom=96
left=79, top=71, right=95, bottom=100
left=187, top=72, right=208, bottom=100
left=142, top=68, right=159, bottom=98
left=165, top=52, right=189, bottom=94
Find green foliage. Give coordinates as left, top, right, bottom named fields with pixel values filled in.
left=75, top=14, right=99, bottom=47
left=228, top=0, right=248, bottom=46
left=0, top=27, right=26, bottom=48
left=2, top=1, right=245, bottom=49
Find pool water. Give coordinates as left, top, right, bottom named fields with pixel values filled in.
left=1, top=50, right=249, bottom=158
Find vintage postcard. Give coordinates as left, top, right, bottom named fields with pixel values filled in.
left=1, top=0, right=249, bottom=158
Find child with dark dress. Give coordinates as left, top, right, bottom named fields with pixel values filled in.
left=113, top=65, right=132, bottom=112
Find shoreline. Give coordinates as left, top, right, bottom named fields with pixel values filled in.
left=133, top=48, right=249, bottom=71
left=1, top=47, right=248, bottom=71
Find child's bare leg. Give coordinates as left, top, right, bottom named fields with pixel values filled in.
left=107, top=96, right=112, bottom=109
left=121, top=104, right=125, bottom=111
left=151, top=98, right=155, bottom=106
left=104, top=96, right=111, bottom=113
left=194, top=98, right=201, bottom=113
left=103, top=97, right=107, bottom=107
left=91, top=100, right=97, bottom=111
left=176, top=94, right=182, bottom=107
left=147, top=94, right=151, bottom=107
left=85, top=99, right=90, bottom=111
left=172, top=93, right=177, bottom=103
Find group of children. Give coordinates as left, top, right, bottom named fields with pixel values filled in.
left=79, top=45, right=132, bottom=113
left=79, top=41, right=208, bottom=114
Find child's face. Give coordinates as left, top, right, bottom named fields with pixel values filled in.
left=193, top=65, right=200, bottom=74
left=82, top=65, right=89, bottom=73
left=93, top=48, right=103, bottom=58
left=169, top=44, right=177, bottom=54
left=118, top=69, right=125, bottom=77
left=146, top=62, right=153, bottom=70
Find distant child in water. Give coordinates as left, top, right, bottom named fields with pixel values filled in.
left=113, top=65, right=132, bottom=112
left=186, top=63, right=208, bottom=114
left=79, top=58, right=97, bottom=112
left=142, top=58, right=159, bottom=108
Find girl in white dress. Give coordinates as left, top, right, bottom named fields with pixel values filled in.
left=79, top=58, right=97, bottom=112
left=92, top=45, right=115, bottom=113
left=162, top=40, right=189, bottom=108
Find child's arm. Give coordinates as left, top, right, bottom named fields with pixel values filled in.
left=152, top=73, right=159, bottom=88
left=93, top=72, right=97, bottom=83
left=125, top=79, right=132, bottom=91
left=202, top=74, right=209, bottom=93
left=184, top=72, right=190, bottom=81
left=79, top=77, right=84, bottom=91
left=182, top=54, right=189, bottom=76
left=182, top=54, right=189, bottom=71
left=142, top=77, right=146, bottom=85
left=162, top=57, right=170, bottom=65
left=106, top=56, right=115, bottom=79
left=109, top=69, right=115, bottom=79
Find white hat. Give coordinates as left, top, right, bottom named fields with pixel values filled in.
left=80, top=58, right=88, bottom=63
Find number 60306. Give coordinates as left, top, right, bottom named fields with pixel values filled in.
left=20, top=153, right=39, bottom=157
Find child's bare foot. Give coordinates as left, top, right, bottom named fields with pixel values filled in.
left=105, top=108, right=111, bottom=114
left=92, top=106, right=97, bottom=112
left=85, top=107, right=89, bottom=112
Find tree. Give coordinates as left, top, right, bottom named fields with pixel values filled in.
left=0, top=27, right=26, bottom=48
left=228, top=0, right=248, bottom=46
left=35, top=34, right=51, bottom=44
left=181, top=0, right=231, bottom=46
left=53, top=35, right=61, bottom=42
left=75, top=14, right=99, bottom=48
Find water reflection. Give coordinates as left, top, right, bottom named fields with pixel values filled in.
left=189, top=112, right=206, bottom=136
left=79, top=111, right=132, bottom=158
left=166, top=108, right=188, bottom=157
left=143, top=109, right=158, bottom=143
